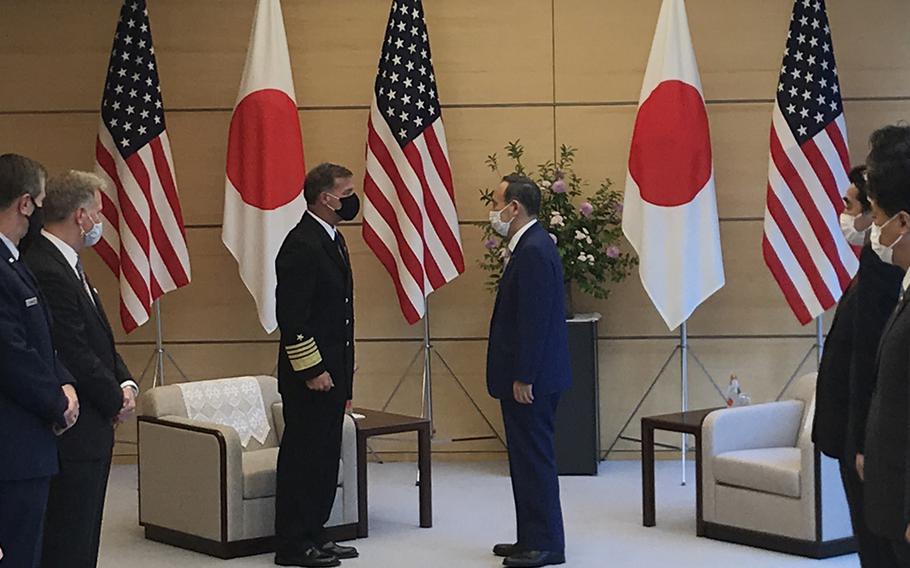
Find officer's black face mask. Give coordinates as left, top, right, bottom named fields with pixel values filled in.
left=329, top=193, right=360, bottom=221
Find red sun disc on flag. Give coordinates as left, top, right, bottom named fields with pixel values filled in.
left=226, top=88, right=305, bottom=211
left=629, top=80, right=713, bottom=207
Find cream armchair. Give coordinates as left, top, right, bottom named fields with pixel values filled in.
left=701, top=373, right=855, bottom=558
left=137, top=375, right=358, bottom=558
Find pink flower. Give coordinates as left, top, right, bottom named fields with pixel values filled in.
left=580, top=202, right=594, bottom=217
left=484, top=238, right=500, bottom=250
left=549, top=233, right=558, bottom=244
left=605, top=246, right=620, bottom=258
left=551, top=180, right=567, bottom=194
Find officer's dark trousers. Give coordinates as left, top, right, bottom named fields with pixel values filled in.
left=275, top=390, right=346, bottom=555
left=0, top=476, right=51, bottom=568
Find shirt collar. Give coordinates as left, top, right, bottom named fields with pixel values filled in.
left=41, top=229, right=80, bottom=276
left=507, top=219, right=537, bottom=253
left=903, top=269, right=910, bottom=294
left=307, top=209, right=337, bottom=240
left=0, top=231, right=19, bottom=261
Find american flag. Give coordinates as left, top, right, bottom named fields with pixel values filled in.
left=762, top=0, right=857, bottom=325
left=94, top=0, right=191, bottom=333
left=362, top=0, right=464, bottom=324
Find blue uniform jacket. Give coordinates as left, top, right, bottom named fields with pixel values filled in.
left=0, top=238, right=71, bottom=481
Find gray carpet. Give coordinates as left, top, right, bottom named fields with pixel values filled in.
left=99, top=460, right=859, bottom=567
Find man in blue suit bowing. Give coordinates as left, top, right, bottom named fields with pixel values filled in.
left=0, top=154, right=80, bottom=568
left=487, top=174, right=572, bottom=568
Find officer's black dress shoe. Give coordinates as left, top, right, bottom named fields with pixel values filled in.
left=503, top=550, right=566, bottom=568
left=493, top=543, right=522, bottom=557
left=320, top=541, right=359, bottom=559
left=274, top=546, right=340, bottom=567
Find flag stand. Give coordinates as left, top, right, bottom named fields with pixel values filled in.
left=380, top=305, right=505, bottom=448
left=774, top=315, right=824, bottom=400
left=137, top=299, right=188, bottom=388
left=604, top=320, right=727, bottom=484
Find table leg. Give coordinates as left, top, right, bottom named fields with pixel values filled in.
left=356, top=432, right=369, bottom=538
left=695, top=432, right=704, bottom=537
left=642, top=420, right=656, bottom=527
left=417, top=424, right=432, bottom=528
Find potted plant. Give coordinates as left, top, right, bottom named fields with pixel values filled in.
left=479, top=140, right=637, bottom=317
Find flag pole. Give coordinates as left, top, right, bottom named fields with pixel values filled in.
left=680, top=320, right=688, bottom=485
left=421, top=305, right=434, bottom=435
left=153, top=299, right=165, bottom=386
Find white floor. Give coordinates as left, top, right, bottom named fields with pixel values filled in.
left=99, top=460, right=860, bottom=567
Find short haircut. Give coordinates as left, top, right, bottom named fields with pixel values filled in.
left=43, top=170, right=105, bottom=224
left=0, top=154, right=47, bottom=210
left=303, top=163, right=353, bottom=205
left=501, top=174, right=541, bottom=217
left=848, top=165, right=870, bottom=212
left=865, top=125, right=910, bottom=218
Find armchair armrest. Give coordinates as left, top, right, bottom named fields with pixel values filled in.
left=703, top=400, right=804, bottom=458
left=137, top=415, right=244, bottom=542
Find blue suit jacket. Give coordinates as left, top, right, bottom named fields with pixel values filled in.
left=486, top=222, right=572, bottom=400
left=0, top=238, right=71, bottom=481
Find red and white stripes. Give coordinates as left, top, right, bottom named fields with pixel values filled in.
left=762, top=108, right=856, bottom=325
left=94, top=124, right=191, bottom=332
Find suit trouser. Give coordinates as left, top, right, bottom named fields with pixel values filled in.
left=0, top=477, right=51, bottom=568
left=275, top=392, right=345, bottom=554
left=501, top=393, right=565, bottom=554
left=40, top=456, right=112, bottom=568
left=867, top=534, right=910, bottom=568
left=839, top=457, right=888, bottom=568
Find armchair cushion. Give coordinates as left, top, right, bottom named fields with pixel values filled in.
left=242, top=448, right=279, bottom=499
left=714, top=447, right=802, bottom=499
left=241, top=447, right=345, bottom=500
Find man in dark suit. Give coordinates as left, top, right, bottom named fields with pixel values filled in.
left=274, top=163, right=358, bottom=568
left=23, top=171, right=138, bottom=568
left=812, top=165, right=903, bottom=567
left=0, top=154, right=79, bottom=568
left=486, top=175, right=571, bottom=568
left=861, top=124, right=910, bottom=567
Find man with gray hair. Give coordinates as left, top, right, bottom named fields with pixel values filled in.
left=23, top=170, right=137, bottom=568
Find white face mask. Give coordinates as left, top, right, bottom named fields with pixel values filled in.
left=81, top=214, right=104, bottom=248
left=489, top=202, right=515, bottom=237
left=870, top=215, right=904, bottom=265
left=839, top=212, right=868, bottom=246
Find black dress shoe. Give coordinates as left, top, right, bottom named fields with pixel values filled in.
left=493, top=543, right=522, bottom=557
left=274, top=546, right=340, bottom=567
left=503, top=550, right=566, bottom=568
left=320, top=541, right=359, bottom=559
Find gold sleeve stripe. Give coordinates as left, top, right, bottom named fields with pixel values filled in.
left=288, top=346, right=320, bottom=360
left=289, top=350, right=323, bottom=372
left=286, top=343, right=319, bottom=357
left=285, top=339, right=317, bottom=351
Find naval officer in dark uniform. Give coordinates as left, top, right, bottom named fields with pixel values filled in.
left=274, top=163, right=359, bottom=568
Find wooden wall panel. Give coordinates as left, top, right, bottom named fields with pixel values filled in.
left=5, top=0, right=910, bottom=463
left=555, top=0, right=910, bottom=104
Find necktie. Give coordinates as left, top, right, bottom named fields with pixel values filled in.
left=335, top=232, right=347, bottom=265
left=75, top=259, right=96, bottom=307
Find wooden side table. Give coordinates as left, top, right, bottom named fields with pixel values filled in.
left=641, top=407, right=722, bottom=536
left=351, top=409, right=432, bottom=537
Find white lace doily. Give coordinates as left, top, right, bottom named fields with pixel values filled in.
left=178, top=377, right=271, bottom=448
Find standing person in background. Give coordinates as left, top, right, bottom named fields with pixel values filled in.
left=486, top=175, right=571, bottom=568
left=0, top=154, right=79, bottom=568
left=861, top=124, right=910, bottom=566
left=23, top=170, right=138, bottom=568
left=812, top=164, right=904, bottom=567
